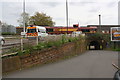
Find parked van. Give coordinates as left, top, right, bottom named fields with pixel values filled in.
left=26, top=25, right=48, bottom=37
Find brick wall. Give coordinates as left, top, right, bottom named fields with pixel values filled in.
left=2, top=40, right=86, bottom=74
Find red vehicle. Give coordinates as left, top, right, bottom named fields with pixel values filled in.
left=45, top=27, right=78, bottom=34
left=46, top=26, right=97, bottom=35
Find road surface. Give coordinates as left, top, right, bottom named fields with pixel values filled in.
left=3, top=50, right=118, bottom=78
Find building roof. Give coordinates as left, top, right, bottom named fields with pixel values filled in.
left=45, top=27, right=78, bottom=29
left=87, top=25, right=120, bottom=27
left=78, top=27, right=97, bottom=29
left=45, top=26, right=97, bottom=29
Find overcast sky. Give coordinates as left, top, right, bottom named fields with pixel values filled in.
left=0, top=0, right=119, bottom=26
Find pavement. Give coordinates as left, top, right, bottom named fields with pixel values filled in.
left=3, top=50, right=118, bottom=78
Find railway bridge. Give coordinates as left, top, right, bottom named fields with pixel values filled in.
left=2, top=35, right=119, bottom=78
left=86, top=33, right=107, bottom=50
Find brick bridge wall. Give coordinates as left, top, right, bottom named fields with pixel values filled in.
left=2, top=39, right=86, bottom=74
left=86, top=33, right=107, bottom=50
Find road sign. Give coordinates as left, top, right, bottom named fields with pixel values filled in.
left=111, top=27, right=120, bottom=41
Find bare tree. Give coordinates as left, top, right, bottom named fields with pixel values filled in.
left=17, top=12, right=30, bottom=27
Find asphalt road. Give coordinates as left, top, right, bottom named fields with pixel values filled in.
left=3, top=50, right=118, bottom=78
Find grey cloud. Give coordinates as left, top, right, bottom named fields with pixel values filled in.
left=1, top=0, right=118, bottom=26
left=2, top=2, right=22, bottom=13
left=2, top=2, right=22, bottom=25
left=107, top=2, right=117, bottom=7
left=39, top=2, right=63, bottom=7
left=88, top=7, right=100, bottom=13
left=69, top=1, right=96, bottom=6
left=54, top=17, right=65, bottom=21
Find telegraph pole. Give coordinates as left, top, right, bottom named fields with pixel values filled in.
left=23, top=0, right=26, bottom=33
left=0, top=21, right=1, bottom=35
left=66, top=0, right=69, bottom=34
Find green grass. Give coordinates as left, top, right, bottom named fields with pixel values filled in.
left=3, top=35, right=84, bottom=57
left=33, top=35, right=79, bottom=51
left=112, top=48, right=120, bottom=51
left=2, top=32, right=16, bottom=35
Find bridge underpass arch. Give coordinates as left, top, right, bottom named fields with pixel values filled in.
left=89, top=41, right=101, bottom=50
left=86, top=33, right=108, bottom=50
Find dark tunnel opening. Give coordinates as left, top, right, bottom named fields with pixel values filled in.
left=89, top=41, right=101, bottom=50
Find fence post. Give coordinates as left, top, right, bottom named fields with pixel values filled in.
left=36, top=36, right=39, bottom=45
left=21, top=36, right=23, bottom=51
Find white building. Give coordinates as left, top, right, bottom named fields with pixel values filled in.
left=2, top=23, right=16, bottom=34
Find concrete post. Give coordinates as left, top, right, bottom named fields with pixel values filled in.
left=36, top=36, right=39, bottom=45
left=21, top=36, right=23, bottom=51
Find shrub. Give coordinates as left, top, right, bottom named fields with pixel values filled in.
left=15, top=35, right=82, bottom=56
left=46, top=41, right=54, bottom=48
left=33, top=42, right=47, bottom=50
left=34, top=36, right=80, bottom=50
left=61, top=35, right=68, bottom=44
left=53, top=40, right=62, bottom=47
left=9, top=47, right=19, bottom=53
left=17, top=49, right=30, bottom=56
left=112, top=48, right=120, bottom=51
left=2, top=32, right=16, bottom=35
left=17, top=50, right=24, bottom=56
left=2, top=47, right=20, bottom=55
left=68, top=37, right=79, bottom=42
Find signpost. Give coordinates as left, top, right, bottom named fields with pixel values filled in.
left=111, top=27, right=120, bottom=41
left=111, top=27, right=120, bottom=50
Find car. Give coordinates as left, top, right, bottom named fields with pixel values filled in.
left=0, top=36, right=5, bottom=45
